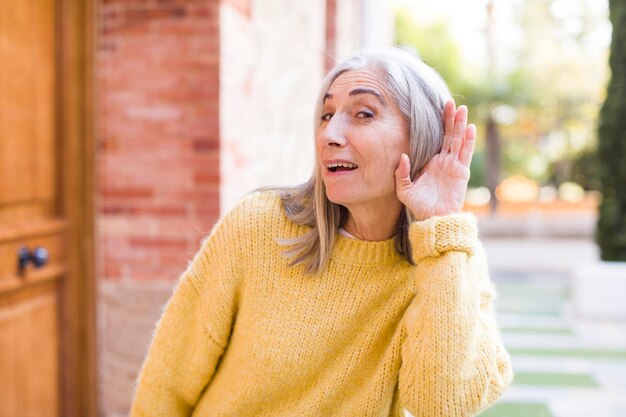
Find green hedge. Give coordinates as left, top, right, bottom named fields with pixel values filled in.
left=597, top=0, right=626, bottom=260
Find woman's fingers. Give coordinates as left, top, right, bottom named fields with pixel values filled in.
left=443, top=101, right=473, bottom=165
left=441, top=99, right=456, bottom=152
left=449, top=105, right=468, bottom=155
left=460, top=124, right=476, bottom=167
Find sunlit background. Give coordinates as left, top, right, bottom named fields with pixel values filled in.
left=394, top=0, right=610, bottom=214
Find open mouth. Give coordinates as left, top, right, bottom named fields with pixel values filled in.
left=326, top=162, right=358, bottom=173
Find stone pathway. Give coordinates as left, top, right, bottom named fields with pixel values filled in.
left=479, top=270, right=626, bottom=417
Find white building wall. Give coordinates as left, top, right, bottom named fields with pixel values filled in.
left=220, top=1, right=324, bottom=212
left=361, top=0, right=394, bottom=49
left=335, top=0, right=363, bottom=61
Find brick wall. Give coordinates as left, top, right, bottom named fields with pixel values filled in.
left=96, top=1, right=220, bottom=415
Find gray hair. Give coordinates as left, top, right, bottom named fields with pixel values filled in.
left=279, top=47, right=452, bottom=274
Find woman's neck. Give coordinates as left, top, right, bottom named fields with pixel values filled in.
left=343, top=200, right=403, bottom=241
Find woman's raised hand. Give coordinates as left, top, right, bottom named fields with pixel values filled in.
left=394, top=99, right=475, bottom=221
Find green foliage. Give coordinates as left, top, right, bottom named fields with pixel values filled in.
left=468, top=151, right=486, bottom=188
left=395, top=10, right=467, bottom=95
left=394, top=2, right=609, bottom=189
left=597, top=0, right=626, bottom=260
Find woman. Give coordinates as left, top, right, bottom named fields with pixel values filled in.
left=130, top=47, right=512, bottom=417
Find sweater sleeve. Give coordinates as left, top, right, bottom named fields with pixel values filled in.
left=399, top=213, right=513, bottom=417
left=129, top=211, right=242, bottom=417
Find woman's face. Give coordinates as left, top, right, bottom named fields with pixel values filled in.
left=316, top=68, right=410, bottom=210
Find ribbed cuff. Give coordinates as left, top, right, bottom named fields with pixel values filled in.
left=409, top=213, right=478, bottom=261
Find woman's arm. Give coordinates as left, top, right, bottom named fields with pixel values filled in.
left=129, top=272, right=226, bottom=416
left=399, top=213, right=512, bottom=417
left=129, top=211, right=242, bottom=417
left=393, top=99, right=511, bottom=415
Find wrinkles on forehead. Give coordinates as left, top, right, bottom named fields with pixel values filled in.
left=323, top=69, right=393, bottom=107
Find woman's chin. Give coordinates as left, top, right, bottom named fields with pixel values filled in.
left=324, top=191, right=357, bottom=207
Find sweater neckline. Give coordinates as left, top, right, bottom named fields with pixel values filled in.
left=331, top=233, right=401, bottom=266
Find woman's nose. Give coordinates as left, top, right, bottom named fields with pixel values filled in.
left=320, top=115, right=348, bottom=147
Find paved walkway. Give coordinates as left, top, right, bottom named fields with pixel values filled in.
left=478, top=238, right=626, bottom=417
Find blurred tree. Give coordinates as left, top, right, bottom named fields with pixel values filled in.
left=509, top=0, right=608, bottom=187
left=596, top=0, right=626, bottom=260
left=570, top=148, right=601, bottom=191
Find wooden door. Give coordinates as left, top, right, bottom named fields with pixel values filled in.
left=0, top=1, right=95, bottom=416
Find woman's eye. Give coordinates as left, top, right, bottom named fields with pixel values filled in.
left=321, top=113, right=333, bottom=121
left=356, top=111, right=374, bottom=119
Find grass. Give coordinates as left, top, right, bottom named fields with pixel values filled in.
left=478, top=402, right=552, bottom=417
left=497, top=286, right=569, bottom=300
left=495, top=307, right=563, bottom=316
left=508, top=347, right=626, bottom=359
left=500, top=326, right=572, bottom=335
left=513, top=372, right=597, bottom=387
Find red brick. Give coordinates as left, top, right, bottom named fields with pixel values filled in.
left=102, top=187, right=154, bottom=199
left=160, top=251, right=193, bottom=268
left=192, top=138, right=219, bottom=151
left=129, top=264, right=182, bottom=281
left=129, top=237, right=187, bottom=249
left=194, top=173, right=220, bottom=185
left=103, top=263, right=122, bottom=280
left=102, top=204, right=129, bottom=215
left=131, top=205, right=187, bottom=217
left=124, top=6, right=187, bottom=23
left=187, top=6, right=217, bottom=19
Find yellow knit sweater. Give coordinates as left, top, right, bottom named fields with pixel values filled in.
left=130, top=191, right=512, bottom=417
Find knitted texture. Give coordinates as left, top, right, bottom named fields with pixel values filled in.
left=130, top=192, right=512, bottom=417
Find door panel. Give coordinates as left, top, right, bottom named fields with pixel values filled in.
left=0, top=281, right=59, bottom=416
left=0, top=0, right=64, bottom=416
left=0, top=0, right=56, bottom=205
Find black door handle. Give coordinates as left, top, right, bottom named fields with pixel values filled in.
left=18, top=246, right=49, bottom=271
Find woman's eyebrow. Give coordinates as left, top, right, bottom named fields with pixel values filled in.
left=323, top=89, right=386, bottom=106
left=349, top=88, right=386, bottom=105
